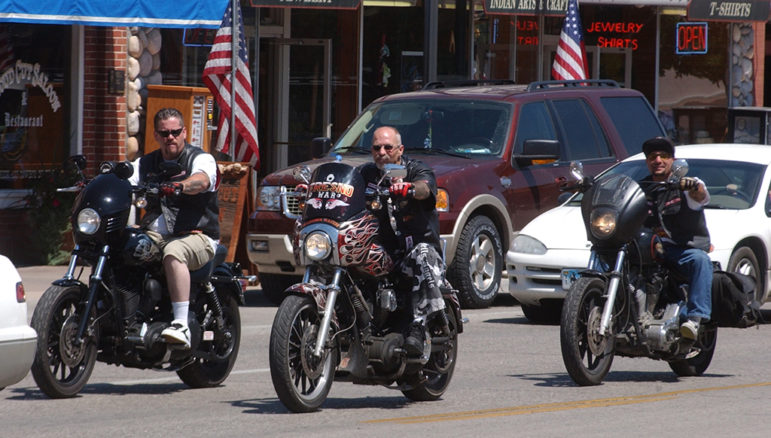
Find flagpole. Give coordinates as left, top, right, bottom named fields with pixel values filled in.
left=229, top=0, right=238, bottom=161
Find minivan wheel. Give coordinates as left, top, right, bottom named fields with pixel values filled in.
left=448, top=215, right=503, bottom=309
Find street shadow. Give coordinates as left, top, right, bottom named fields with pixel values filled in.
left=512, top=370, right=732, bottom=387
left=6, top=382, right=188, bottom=399
left=232, top=395, right=411, bottom=414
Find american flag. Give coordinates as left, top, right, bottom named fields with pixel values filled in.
left=551, top=0, right=589, bottom=81
left=202, top=2, right=260, bottom=169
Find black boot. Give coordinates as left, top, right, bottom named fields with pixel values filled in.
left=404, top=322, right=426, bottom=356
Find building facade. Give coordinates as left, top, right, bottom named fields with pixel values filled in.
left=0, top=0, right=768, bottom=264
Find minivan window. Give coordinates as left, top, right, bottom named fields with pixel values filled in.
left=552, top=99, right=612, bottom=161
left=332, top=99, right=512, bottom=156
left=601, top=96, right=665, bottom=156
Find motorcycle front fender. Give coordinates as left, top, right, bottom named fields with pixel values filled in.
left=52, top=278, right=88, bottom=295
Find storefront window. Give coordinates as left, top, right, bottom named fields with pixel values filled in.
left=0, top=24, right=70, bottom=195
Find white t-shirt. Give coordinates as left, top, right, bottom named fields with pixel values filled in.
left=129, top=153, right=219, bottom=251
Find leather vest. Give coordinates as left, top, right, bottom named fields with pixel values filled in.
left=643, top=179, right=710, bottom=251
left=139, top=144, right=220, bottom=239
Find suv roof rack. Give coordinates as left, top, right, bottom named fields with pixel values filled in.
left=422, top=79, right=517, bottom=90
left=526, top=79, right=620, bottom=92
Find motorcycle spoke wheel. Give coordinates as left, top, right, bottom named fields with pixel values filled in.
left=177, top=293, right=241, bottom=388
left=401, top=306, right=459, bottom=402
left=30, top=285, right=97, bottom=398
left=270, top=295, right=336, bottom=413
left=560, top=277, right=615, bottom=386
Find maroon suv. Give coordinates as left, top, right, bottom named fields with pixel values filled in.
left=247, top=80, right=665, bottom=308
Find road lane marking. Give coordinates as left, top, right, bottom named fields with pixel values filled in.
left=365, top=381, right=771, bottom=424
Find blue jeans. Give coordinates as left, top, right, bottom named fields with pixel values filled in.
left=661, top=245, right=712, bottom=321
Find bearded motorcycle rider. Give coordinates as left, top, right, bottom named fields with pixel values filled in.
left=640, top=136, right=712, bottom=340
left=357, top=125, right=446, bottom=356
left=128, top=107, right=220, bottom=349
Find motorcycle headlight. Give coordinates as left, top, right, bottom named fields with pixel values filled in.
left=304, top=231, right=332, bottom=261
left=77, top=208, right=101, bottom=235
left=589, top=207, right=617, bottom=239
left=511, top=234, right=547, bottom=255
left=256, top=186, right=281, bottom=211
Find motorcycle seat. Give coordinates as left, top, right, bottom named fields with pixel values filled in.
left=190, top=244, right=228, bottom=283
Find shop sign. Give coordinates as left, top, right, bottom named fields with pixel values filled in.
left=687, top=0, right=770, bottom=22
left=0, top=61, right=61, bottom=113
left=676, top=22, right=708, bottom=54
left=250, top=0, right=361, bottom=9
left=585, top=21, right=644, bottom=50
left=484, top=0, right=567, bottom=16
left=516, top=17, right=539, bottom=46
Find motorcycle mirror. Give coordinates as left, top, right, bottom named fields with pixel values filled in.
left=671, top=158, right=689, bottom=179
left=569, top=161, right=584, bottom=181
left=114, top=161, right=134, bottom=179
left=383, top=163, right=407, bottom=180
left=68, top=155, right=87, bottom=171
left=158, top=161, right=183, bottom=179
left=293, top=165, right=312, bottom=184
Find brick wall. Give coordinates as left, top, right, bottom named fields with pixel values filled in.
left=83, top=26, right=129, bottom=165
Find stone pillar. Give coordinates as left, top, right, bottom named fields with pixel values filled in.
left=127, top=27, right=163, bottom=160
left=730, top=23, right=755, bottom=107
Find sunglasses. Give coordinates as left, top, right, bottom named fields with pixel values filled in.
left=646, top=152, right=672, bottom=160
left=156, top=128, right=184, bottom=138
left=372, top=144, right=397, bottom=152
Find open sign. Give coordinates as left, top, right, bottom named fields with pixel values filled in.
left=676, top=22, right=708, bottom=55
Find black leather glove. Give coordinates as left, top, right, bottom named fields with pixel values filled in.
left=160, top=181, right=183, bottom=197
left=679, top=177, right=699, bottom=191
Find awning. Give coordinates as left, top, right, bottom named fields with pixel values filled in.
left=0, top=0, right=229, bottom=28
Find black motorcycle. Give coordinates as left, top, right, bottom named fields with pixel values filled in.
left=559, top=159, right=718, bottom=386
left=30, top=156, right=250, bottom=398
left=269, top=161, right=462, bottom=412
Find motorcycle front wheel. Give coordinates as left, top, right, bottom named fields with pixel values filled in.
left=400, top=304, right=459, bottom=401
left=668, top=324, right=718, bottom=376
left=269, top=294, right=337, bottom=413
left=30, top=285, right=98, bottom=398
left=560, top=277, right=615, bottom=386
left=177, top=292, right=241, bottom=387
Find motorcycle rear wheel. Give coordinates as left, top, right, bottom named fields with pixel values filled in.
left=30, top=285, right=98, bottom=398
left=400, top=304, right=459, bottom=401
left=177, top=292, right=241, bottom=387
left=269, top=294, right=337, bottom=413
left=560, top=277, right=615, bottom=386
left=668, top=324, right=718, bottom=376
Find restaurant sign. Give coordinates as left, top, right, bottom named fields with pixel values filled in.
left=484, top=0, right=567, bottom=16
left=687, top=0, right=770, bottom=22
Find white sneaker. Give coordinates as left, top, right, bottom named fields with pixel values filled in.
left=680, top=319, right=699, bottom=340
left=162, top=319, right=191, bottom=349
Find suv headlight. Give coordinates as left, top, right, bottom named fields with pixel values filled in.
left=304, top=231, right=332, bottom=261
left=589, top=207, right=617, bottom=239
left=511, top=234, right=547, bottom=255
left=77, top=208, right=101, bottom=235
left=256, top=186, right=281, bottom=211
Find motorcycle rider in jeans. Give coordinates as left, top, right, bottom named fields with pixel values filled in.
left=358, top=126, right=447, bottom=356
left=128, top=107, right=220, bottom=349
left=640, top=136, right=712, bottom=340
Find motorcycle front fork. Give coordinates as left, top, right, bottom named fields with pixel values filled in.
left=313, top=267, right=344, bottom=358
left=598, top=248, right=626, bottom=337
left=70, top=244, right=110, bottom=344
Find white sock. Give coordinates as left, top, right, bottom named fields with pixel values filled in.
left=172, top=301, right=189, bottom=325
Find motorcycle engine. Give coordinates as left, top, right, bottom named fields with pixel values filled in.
left=642, top=302, right=681, bottom=351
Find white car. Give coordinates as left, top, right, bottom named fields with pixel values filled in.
left=0, top=255, right=37, bottom=390
left=508, top=144, right=771, bottom=322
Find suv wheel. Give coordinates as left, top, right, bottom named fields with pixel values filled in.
left=448, top=215, right=503, bottom=309
left=259, top=273, right=303, bottom=305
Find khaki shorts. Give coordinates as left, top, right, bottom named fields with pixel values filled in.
left=145, top=230, right=215, bottom=271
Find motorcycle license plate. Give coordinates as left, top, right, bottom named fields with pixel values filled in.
left=561, top=269, right=580, bottom=290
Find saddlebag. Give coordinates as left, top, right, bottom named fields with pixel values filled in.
left=710, top=271, right=763, bottom=328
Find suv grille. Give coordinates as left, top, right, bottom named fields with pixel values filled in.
left=285, top=187, right=302, bottom=216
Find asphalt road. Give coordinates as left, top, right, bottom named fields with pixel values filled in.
left=4, top=267, right=771, bottom=437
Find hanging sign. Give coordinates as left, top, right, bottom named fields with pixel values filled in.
left=483, top=0, right=567, bottom=16
left=676, top=22, right=708, bottom=54
left=250, top=0, right=361, bottom=9
left=687, top=0, right=770, bottom=22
